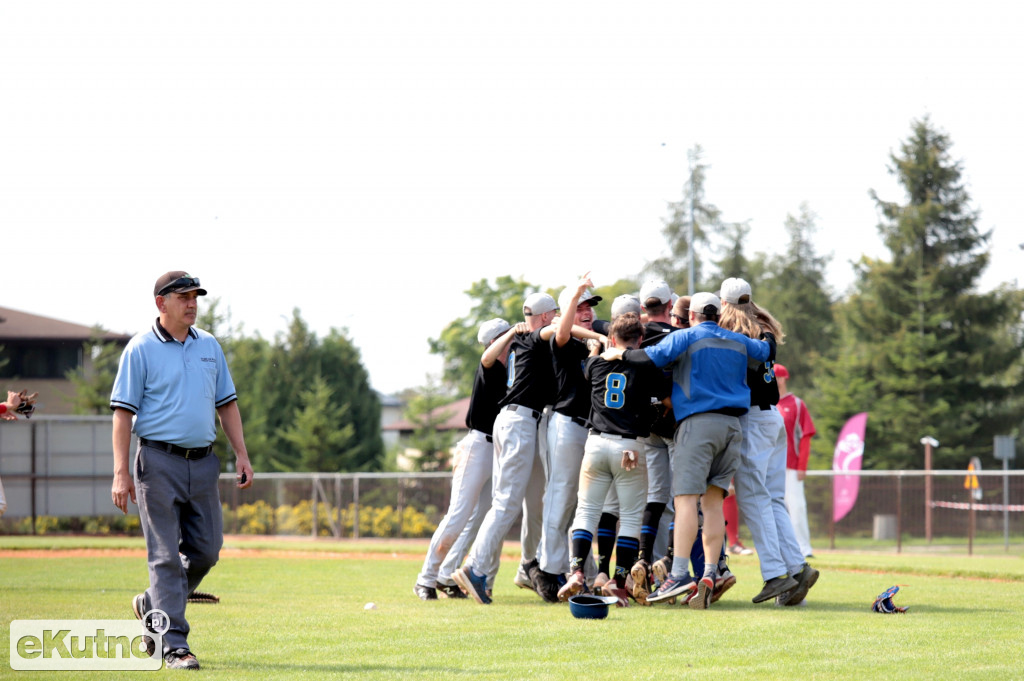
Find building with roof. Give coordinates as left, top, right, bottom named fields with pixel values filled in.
left=0, top=306, right=132, bottom=414
left=382, top=396, right=470, bottom=471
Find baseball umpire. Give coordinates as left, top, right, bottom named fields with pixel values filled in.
left=110, top=271, right=254, bottom=669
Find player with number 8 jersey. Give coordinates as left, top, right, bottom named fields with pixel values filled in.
left=558, top=312, right=671, bottom=604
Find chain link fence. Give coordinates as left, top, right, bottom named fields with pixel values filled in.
left=2, top=416, right=1021, bottom=552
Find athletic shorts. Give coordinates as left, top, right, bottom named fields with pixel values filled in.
left=670, top=412, right=742, bottom=496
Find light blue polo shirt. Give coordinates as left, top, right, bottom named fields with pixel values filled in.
left=110, top=320, right=237, bottom=448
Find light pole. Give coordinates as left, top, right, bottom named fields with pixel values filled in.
left=921, top=436, right=939, bottom=543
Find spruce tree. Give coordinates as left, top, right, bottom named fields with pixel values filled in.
left=816, top=118, right=1024, bottom=469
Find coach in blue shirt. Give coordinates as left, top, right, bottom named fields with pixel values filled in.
left=110, top=271, right=254, bottom=670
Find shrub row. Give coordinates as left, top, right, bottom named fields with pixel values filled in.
left=0, top=501, right=437, bottom=538
left=223, top=500, right=437, bottom=537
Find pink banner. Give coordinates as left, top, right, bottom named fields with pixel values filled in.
left=832, top=412, right=868, bottom=523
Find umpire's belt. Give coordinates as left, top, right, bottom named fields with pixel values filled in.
left=140, top=438, right=213, bottom=460
left=505, top=404, right=542, bottom=421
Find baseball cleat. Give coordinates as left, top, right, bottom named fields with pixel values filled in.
left=514, top=559, right=537, bottom=590
left=557, top=571, right=587, bottom=602
left=689, top=575, right=715, bottom=610
left=650, top=555, right=672, bottom=588
left=592, top=572, right=611, bottom=595
left=452, top=566, right=492, bottom=605
left=629, top=561, right=653, bottom=606
left=712, top=568, right=737, bottom=603
left=647, top=575, right=696, bottom=604
left=413, top=584, right=438, bottom=601
left=532, top=570, right=563, bottom=604
left=436, top=581, right=467, bottom=599
left=729, top=543, right=754, bottom=556
left=603, top=583, right=632, bottom=608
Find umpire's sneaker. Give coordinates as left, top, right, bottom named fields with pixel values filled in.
left=131, top=593, right=146, bottom=621
left=753, top=574, right=799, bottom=603
left=452, top=566, right=491, bottom=605
left=777, top=563, right=820, bottom=606
left=436, top=581, right=467, bottom=599
left=515, top=559, right=538, bottom=590
left=413, top=583, right=438, bottom=601
left=647, top=575, right=696, bottom=604
left=164, top=648, right=200, bottom=670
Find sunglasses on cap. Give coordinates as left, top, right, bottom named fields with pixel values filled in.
left=157, top=276, right=202, bottom=297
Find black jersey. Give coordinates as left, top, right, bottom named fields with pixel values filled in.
left=748, top=356, right=781, bottom=409
left=498, top=327, right=557, bottom=412
left=641, top=322, right=677, bottom=437
left=465, top=360, right=510, bottom=435
left=551, top=337, right=591, bottom=419
left=643, top=320, right=674, bottom=347
left=584, top=355, right=670, bottom=438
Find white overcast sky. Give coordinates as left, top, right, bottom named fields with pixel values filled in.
left=2, top=1, right=1022, bottom=395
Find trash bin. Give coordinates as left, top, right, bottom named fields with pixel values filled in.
left=873, top=514, right=898, bottom=541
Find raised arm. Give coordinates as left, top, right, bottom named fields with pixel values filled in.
left=482, top=322, right=527, bottom=368
left=555, top=273, right=593, bottom=347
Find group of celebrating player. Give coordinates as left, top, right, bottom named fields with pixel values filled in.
left=413, top=272, right=819, bottom=610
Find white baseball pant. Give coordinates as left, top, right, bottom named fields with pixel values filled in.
left=417, top=429, right=493, bottom=587
left=538, top=412, right=589, bottom=575
left=785, top=468, right=813, bottom=556
left=465, top=405, right=544, bottom=579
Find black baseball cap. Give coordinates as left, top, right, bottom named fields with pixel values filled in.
left=154, top=271, right=208, bottom=297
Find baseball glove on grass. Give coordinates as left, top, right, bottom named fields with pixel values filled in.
left=871, top=585, right=908, bottom=614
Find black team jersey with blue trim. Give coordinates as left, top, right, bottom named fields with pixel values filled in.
left=550, top=337, right=592, bottom=420
left=498, top=328, right=556, bottom=412
left=465, top=361, right=510, bottom=436
left=584, top=356, right=670, bottom=438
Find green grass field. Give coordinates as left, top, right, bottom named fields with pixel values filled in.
left=2, top=536, right=1022, bottom=680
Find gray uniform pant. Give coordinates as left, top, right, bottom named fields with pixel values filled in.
left=134, top=443, right=223, bottom=654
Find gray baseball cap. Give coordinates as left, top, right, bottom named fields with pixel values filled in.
left=719, top=277, right=752, bottom=304
left=690, top=291, right=721, bottom=316
left=477, top=318, right=511, bottom=345
left=639, top=279, right=673, bottom=306
left=523, top=292, right=558, bottom=316
left=610, top=294, right=643, bottom=320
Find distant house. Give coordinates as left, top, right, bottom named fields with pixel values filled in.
left=0, top=306, right=131, bottom=414
left=377, top=392, right=406, bottom=450
left=382, top=396, right=470, bottom=471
